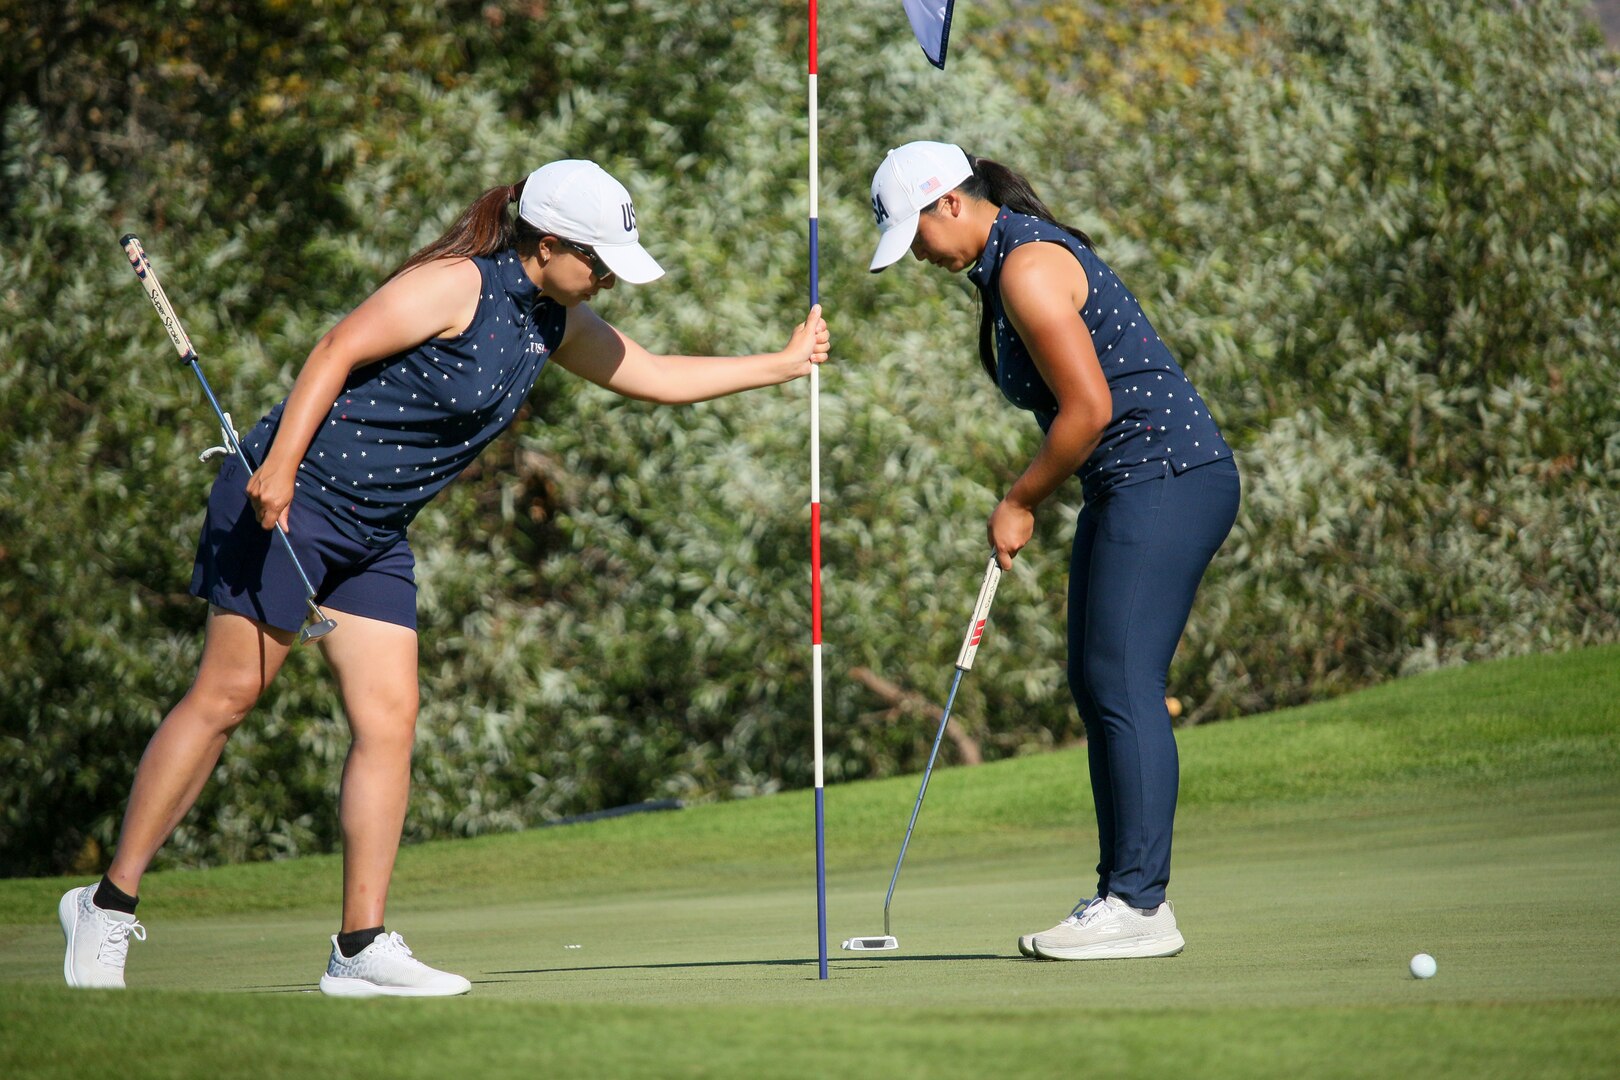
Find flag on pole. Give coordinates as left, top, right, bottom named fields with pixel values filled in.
left=901, top=0, right=957, bottom=69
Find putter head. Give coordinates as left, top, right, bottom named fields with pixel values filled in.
left=298, top=618, right=338, bottom=645
left=841, top=935, right=899, bottom=951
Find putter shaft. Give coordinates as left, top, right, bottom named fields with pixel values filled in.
left=882, top=666, right=966, bottom=938
left=875, top=555, right=1002, bottom=941
left=120, top=233, right=336, bottom=644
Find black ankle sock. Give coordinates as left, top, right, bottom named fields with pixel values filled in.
left=94, top=875, right=138, bottom=915
left=337, top=926, right=385, bottom=958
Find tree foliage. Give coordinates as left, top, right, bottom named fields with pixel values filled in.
left=2, top=0, right=1616, bottom=876
left=976, top=0, right=1253, bottom=119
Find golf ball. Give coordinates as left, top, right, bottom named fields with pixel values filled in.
left=1409, top=952, right=1437, bottom=979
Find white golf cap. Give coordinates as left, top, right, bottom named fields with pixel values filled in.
left=517, top=159, right=664, bottom=284
left=868, top=141, right=973, bottom=273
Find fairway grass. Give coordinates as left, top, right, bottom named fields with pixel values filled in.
left=2, top=645, right=1618, bottom=1078
left=2, top=992, right=1615, bottom=1080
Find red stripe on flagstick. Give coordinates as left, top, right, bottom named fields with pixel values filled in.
left=809, top=0, right=818, bottom=74
left=810, top=500, right=823, bottom=644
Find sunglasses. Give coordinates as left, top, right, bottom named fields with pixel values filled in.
left=553, top=237, right=613, bottom=280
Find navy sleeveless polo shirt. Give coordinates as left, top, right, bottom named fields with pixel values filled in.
left=240, top=250, right=567, bottom=546
left=966, top=212, right=1231, bottom=500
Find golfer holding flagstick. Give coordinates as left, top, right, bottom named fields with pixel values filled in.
left=868, top=142, right=1238, bottom=960
left=62, top=160, right=828, bottom=996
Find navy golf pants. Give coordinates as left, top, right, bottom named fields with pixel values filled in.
left=1068, top=456, right=1240, bottom=909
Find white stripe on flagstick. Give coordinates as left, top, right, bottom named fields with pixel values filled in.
left=810, top=379, right=821, bottom=504
left=813, top=643, right=825, bottom=787
left=809, top=70, right=821, bottom=506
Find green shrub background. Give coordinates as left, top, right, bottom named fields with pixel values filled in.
left=2, top=0, right=1615, bottom=876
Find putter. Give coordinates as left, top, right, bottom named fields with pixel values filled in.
left=842, top=554, right=1003, bottom=952
left=120, top=234, right=337, bottom=645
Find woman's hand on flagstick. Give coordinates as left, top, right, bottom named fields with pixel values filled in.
left=781, top=304, right=830, bottom=378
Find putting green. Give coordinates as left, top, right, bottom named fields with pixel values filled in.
left=2, top=646, right=1617, bottom=1077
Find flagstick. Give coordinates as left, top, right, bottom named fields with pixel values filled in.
left=808, top=0, right=829, bottom=982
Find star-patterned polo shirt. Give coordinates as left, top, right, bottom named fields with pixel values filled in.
left=966, top=212, right=1232, bottom=500
left=240, top=249, right=567, bottom=547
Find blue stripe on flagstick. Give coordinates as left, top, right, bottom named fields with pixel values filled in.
left=815, top=785, right=828, bottom=979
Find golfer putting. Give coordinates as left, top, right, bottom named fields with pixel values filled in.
left=867, top=142, right=1239, bottom=960
left=62, top=159, right=829, bottom=996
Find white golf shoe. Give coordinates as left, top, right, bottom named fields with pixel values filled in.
left=318, top=931, right=472, bottom=998
left=59, top=885, right=146, bottom=989
left=1031, top=894, right=1185, bottom=960
left=1018, top=896, right=1101, bottom=957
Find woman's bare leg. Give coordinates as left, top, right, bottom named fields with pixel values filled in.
left=105, top=607, right=296, bottom=894
left=316, top=611, right=419, bottom=932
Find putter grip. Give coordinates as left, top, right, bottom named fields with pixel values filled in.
left=120, top=234, right=198, bottom=364
left=954, top=555, right=1002, bottom=671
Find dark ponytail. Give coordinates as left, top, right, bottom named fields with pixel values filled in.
left=388, top=180, right=543, bottom=280
left=951, top=155, right=1093, bottom=384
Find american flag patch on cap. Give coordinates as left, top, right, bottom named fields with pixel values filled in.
left=918, top=175, right=942, bottom=195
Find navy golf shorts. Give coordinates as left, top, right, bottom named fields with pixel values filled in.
left=189, top=456, right=417, bottom=634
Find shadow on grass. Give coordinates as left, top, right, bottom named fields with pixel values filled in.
left=243, top=978, right=526, bottom=994
left=490, top=953, right=1009, bottom=976
left=238, top=957, right=1017, bottom=993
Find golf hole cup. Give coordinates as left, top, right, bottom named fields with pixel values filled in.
left=1409, top=952, right=1437, bottom=979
